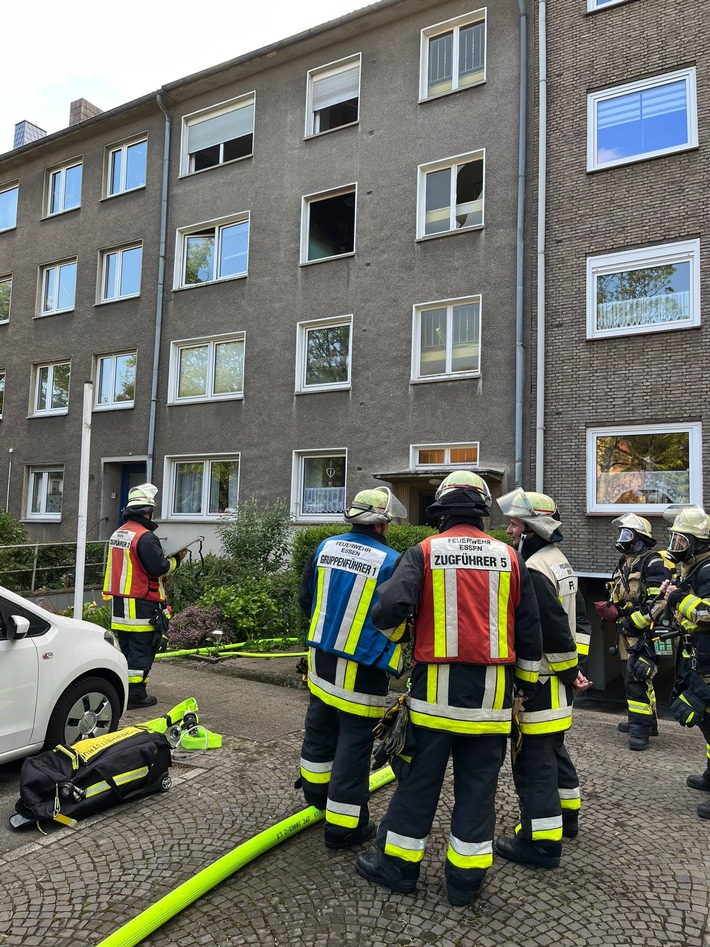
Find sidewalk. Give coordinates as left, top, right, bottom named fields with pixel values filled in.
left=0, top=654, right=708, bottom=947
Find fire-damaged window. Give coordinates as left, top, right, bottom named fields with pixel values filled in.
left=301, top=185, right=356, bottom=263
left=417, top=152, right=484, bottom=238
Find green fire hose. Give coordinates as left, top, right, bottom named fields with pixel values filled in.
left=95, top=765, right=395, bottom=947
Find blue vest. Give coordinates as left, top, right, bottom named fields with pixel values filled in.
left=307, top=531, right=401, bottom=674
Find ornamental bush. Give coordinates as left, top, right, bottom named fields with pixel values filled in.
left=166, top=604, right=224, bottom=650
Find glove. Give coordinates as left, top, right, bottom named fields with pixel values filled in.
left=671, top=691, right=706, bottom=727
left=620, top=615, right=636, bottom=635
left=158, top=633, right=169, bottom=653
left=631, top=653, right=657, bottom=682
left=594, top=601, right=619, bottom=623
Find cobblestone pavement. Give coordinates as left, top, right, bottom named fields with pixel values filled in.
left=1, top=706, right=709, bottom=947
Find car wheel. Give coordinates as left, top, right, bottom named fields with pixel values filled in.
left=44, top=676, right=121, bottom=749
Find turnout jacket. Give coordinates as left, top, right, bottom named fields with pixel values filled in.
left=609, top=549, right=671, bottom=634
left=667, top=553, right=710, bottom=675
left=103, top=515, right=179, bottom=603
left=299, top=526, right=406, bottom=717
left=517, top=533, right=580, bottom=735
left=372, top=519, right=542, bottom=735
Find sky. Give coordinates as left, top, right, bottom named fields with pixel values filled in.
left=1, top=0, right=370, bottom=152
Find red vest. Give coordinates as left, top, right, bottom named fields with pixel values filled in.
left=414, top=525, right=520, bottom=665
left=103, top=521, right=166, bottom=602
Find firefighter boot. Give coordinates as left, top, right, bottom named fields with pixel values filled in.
left=697, top=800, right=710, bottom=820
left=127, top=684, right=158, bottom=711
left=562, top=811, right=579, bottom=839
left=687, top=768, right=710, bottom=792
left=325, top=820, right=376, bottom=850
left=495, top=835, right=561, bottom=869
left=356, top=851, right=418, bottom=893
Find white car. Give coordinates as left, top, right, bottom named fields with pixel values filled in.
left=0, top=585, right=128, bottom=765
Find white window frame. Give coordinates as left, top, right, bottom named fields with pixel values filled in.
left=169, top=332, right=245, bottom=405
left=164, top=453, right=241, bottom=520
left=587, top=0, right=631, bottom=10
left=411, top=294, right=482, bottom=382
left=295, top=316, right=352, bottom=394
left=411, top=442, right=480, bottom=469
left=417, top=150, right=485, bottom=240
left=99, top=243, right=143, bottom=303
left=300, top=185, right=357, bottom=265
left=39, top=259, right=77, bottom=316
left=181, top=93, right=255, bottom=176
left=105, top=136, right=147, bottom=197
left=586, top=239, right=700, bottom=340
left=33, top=361, right=71, bottom=417
left=419, top=9, right=487, bottom=101
left=94, top=351, right=136, bottom=411
left=175, top=212, right=250, bottom=289
left=46, top=159, right=82, bottom=216
left=586, top=422, right=702, bottom=515
left=26, top=466, right=64, bottom=521
left=0, top=184, right=19, bottom=233
left=291, top=449, right=347, bottom=524
left=305, top=55, right=361, bottom=138
left=0, top=275, right=11, bottom=324
left=587, top=68, right=698, bottom=172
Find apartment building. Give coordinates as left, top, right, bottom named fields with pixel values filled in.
left=541, top=0, right=708, bottom=684
left=0, top=0, right=535, bottom=552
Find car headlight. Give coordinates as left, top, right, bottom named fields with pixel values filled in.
left=104, top=629, right=119, bottom=649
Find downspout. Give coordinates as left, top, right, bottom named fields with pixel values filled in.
left=535, top=0, right=548, bottom=492
left=514, top=0, right=528, bottom=487
left=147, top=93, right=172, bottom=484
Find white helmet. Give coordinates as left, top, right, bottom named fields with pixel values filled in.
left=497, top=487, right=560, bottom=541
left=664, top=505, right=710, bottom=564
left=612, top=512, right=655, bottom=551
left=343, top=487, right=406, bottom=525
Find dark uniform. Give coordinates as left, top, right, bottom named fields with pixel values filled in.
left=608, top=549, right=670, bottom=743
left=358, top=515, right=542, bottom=905
left=298, top=523, right=405, bottom=848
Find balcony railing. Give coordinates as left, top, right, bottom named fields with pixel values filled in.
left=596, top=291, right=690, bottom=330
left=0, top=541, right=109, bottom=594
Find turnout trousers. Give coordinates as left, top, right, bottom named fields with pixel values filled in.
left=111, top=597, right=158, bottom=701
left=512, top=730, right=580, bottom=842
left=373, top=726, right=506, bottom=901
left=300, top=693, right=377, bottom=847
left=620, top=638, right=656, bottom=740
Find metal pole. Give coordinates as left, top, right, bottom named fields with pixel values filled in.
left=73, top=382, right=93, bottom=619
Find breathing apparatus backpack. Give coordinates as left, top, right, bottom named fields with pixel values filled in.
left=10, top=726, right=172, bottom=830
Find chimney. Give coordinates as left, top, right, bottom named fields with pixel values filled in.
left=69, top=98, right=103, bottom=126
left=13, top=120, right=47, bottom=149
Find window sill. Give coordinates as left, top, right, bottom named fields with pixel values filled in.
left=29, top=412, right=69, bottom=419
left=93, top=403, right=135, bottom=412
left=418, top=80, right=485, bottom=104
left=95, top=294, right=141, bottom=306
left=100, top=185, right=147, bottom=202
left=174, top=273, right=248, bottom=291
left=23, top=517, right=62, bottom=523
left=42, top=206, right=81, bottom=221
left=295, top=385, right=351, bottom=395
left=33, top=309, right=75, bottom=319
left=300, top=252, right=355, bottom=267
left=587, top=143, right=698, bottom=174
left=416, top=225, right=483, bottom=242
left=410, top=373, right=480, bottom=385
left=167, top=395, right=244, bottom=406
left=304, top=121, right=359, bottom=141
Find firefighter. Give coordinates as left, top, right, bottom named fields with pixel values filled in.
left=495, top=489, right=591, bottom=868
left=103, top=483, right=186, bottom=710
left=595, top=514, right=671, bottom=750
left=297, top=487, right=408, bottom=849
left=658, top=506, right=710, bottom=819
left=356, top=471, right=542, bottom=906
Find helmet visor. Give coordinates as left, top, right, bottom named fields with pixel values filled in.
left=497, top=487, right=536, bottom=520
left=616, top=528, right=635, bottom=546
left=385, top=490, right=407, bottom=522
left=667, top=532, right=690, bottom=555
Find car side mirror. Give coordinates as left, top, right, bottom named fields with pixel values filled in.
left=8, top=615, right=31, bottom=640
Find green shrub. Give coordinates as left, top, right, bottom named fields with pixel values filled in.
left=61, top=601, right=112, bottom=629
left=165, top=553, right=241, bottom=614
left=217, top=498, right=292, bottom=581
left=386, top=524, right=436, bottom=554
left=198, top=578, right=281, bottom=641
left=0, top=511, right=32, bottom=591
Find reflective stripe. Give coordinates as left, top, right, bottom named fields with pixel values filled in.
left=384, top=830, right=427, bottom=863
left=547, top=650, right=577, bottom=672
left=307, top=672, right=385, bottom=718
left=308, top=568, right=329, bottom=644
left=514, top=658, right=540, bottom=683
left=531, top=815, right=563, bottom=841
left=426, top=663, right=439, bottom=704
left=628, top=699, right=653, bottom=716
left=447, top=836, right=493, bottom=869
left=497, top=570, right=511, bottom=660
left=559, top=788, right=581, bottom=812
left=300, top=757, right=333, bottom=784
left=558, top=786, right=580, bottom=801
left=338, top=575, right=375, bottom=654
left=326, top=799, right=361, bottom=828
left=576, top=632, right=591, bottom=655
left=431, top=567, right=448, bottom=657
left=84, top=765, right=149, bottom=798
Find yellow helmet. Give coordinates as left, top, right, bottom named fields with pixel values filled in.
left=497, top=487, right=560, bottom=540
left=344, top=487, right=407, bottom=525
left=612, top=512, right=655, bottom=551
left=125, top=482, right=158, bottom=513
left=435, top=471, right=491, bottom=508
left=664, top=505, right=710, bottom=564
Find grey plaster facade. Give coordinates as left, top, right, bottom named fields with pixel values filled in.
left=0, top=0, right=535, bottom=552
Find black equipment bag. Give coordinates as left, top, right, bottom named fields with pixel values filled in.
left=12, top=726, right=172, bottom=827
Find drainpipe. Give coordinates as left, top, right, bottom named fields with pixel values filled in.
left=514, top=0, right=528, bottom=487
left=535, top=0, right=548, bottom=493
left=147, top=93, right=172, bottom=484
